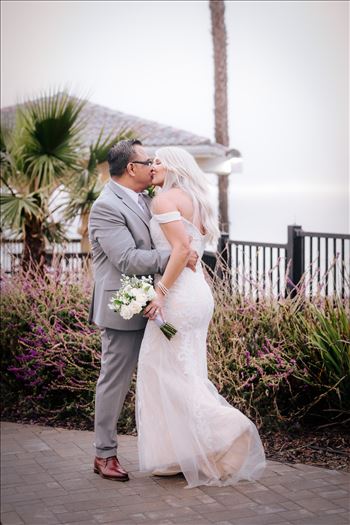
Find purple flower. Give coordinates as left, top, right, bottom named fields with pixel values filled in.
left=274, top=353, right=282, bottom=365
left=8, top=366, right=22, bottom=373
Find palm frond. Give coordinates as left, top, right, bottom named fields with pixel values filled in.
left=43, top=219, right=68, bottom=244
left=87, top=127, right=135, bottom=172
left=0, top=192, right=43, bottom=232
left=0, top=125, right=10, bottom=153
left=64, top=127, right=135, bottom=218
left=0, top=125, right=15, bottom=170
left=17, top=91, right=86, bottom=188
left=0, top=126, right=34, bottom=198
left=64, top=180, right=103, bottom=220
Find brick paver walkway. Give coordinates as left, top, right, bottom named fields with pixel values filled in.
left=1, top=422, right=349, bottom=525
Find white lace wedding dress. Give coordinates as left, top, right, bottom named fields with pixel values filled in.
left=136, top=212, right=266, bottom=488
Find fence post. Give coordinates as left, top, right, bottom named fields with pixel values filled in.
left=217, top=232, right=231, bottom=279
left=286, top=225, right=304, bottom=296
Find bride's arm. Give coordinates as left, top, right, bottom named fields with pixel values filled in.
left=143, top=194, right=191, bottom=319
left=153, top=195, right=191, bottom=290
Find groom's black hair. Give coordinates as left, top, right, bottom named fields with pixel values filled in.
left=108, top=139, right=143, bottom=177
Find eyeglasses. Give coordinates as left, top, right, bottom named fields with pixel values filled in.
left=130, top=159, right=153, bottom=167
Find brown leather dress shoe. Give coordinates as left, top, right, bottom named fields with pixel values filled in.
left=94, top=456, right=129, bottom=481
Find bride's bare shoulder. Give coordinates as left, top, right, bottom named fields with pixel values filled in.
left=152, top=188, right=182, bottom=213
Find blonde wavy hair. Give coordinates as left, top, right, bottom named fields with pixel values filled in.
left=155, top=146, right=220, bottom=244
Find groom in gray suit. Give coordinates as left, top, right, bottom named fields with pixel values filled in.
left=89, top=139, right=197, bottom=481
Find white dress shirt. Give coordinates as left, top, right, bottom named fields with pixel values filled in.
left=110, top=179, right=144, bottom=211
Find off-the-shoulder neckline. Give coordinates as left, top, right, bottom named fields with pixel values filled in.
left=152, top=213, right=207, bottom=237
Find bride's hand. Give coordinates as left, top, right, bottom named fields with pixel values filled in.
left=143, top=292, right=165, bottom=320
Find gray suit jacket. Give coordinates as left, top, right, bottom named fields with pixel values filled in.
left=88, top=180, right=169, bottom=330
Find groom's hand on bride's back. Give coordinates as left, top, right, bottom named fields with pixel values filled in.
left=186, top=249, right=199, bottom=272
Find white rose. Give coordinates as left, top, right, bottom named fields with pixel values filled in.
left=120, top=305, right=133, bottom=320
left=134, top=290, right=147, bottom=305
left=130, top=301, right=143, bottom=315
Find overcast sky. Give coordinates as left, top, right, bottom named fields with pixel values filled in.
left=1, top=0, right=349, bottom=241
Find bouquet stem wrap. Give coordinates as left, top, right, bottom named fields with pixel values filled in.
left=153, top=313, right=177, bottom=340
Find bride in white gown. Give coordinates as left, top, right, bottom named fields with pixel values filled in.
left=136, top=147, right=266, bottom=488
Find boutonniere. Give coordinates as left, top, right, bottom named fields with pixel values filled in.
left=143, top=185, right=156, bottom=198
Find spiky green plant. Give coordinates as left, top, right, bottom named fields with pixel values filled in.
left=307, top=300, right=350, bottom=401
left=0, top=92, right=86, bottom=268
left=64, top=128, right=134, bottom=252
left=1, top=91, right=136, bottom=265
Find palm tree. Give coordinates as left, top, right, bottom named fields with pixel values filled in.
left=64, top=128, right=134, bottom=252
left=1, top=91, right=135, bottom=267
left=1, top=92, right=86, bottom=269
left=209, top=0, right=230, bottom=234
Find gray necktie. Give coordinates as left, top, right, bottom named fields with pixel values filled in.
left=138, top=194, right=151, bottom=220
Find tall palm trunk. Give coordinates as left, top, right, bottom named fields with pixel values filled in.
left=22, top=218, right=46, bottom=271
left=209, top=0, right=230, bottom=234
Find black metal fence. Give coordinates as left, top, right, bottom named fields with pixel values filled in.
left=204, top=225, right=349, bottom=299
left=2, top=225, right=350, bottom=298
left=0, top=238, right=87, bottom=275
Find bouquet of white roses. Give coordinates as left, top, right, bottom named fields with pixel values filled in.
left=108, top=275, right=177, bottom=340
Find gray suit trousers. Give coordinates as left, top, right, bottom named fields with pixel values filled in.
left=94, top=328, right=144, bottom=458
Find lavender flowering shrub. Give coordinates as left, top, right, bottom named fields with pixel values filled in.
left=0, top=262, right=100, bottom=427
left=1, top=261, right=137, bottom=431
left=1, top=259, right=349, bottom=432
left=207, top=264, right=350, bottom=429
